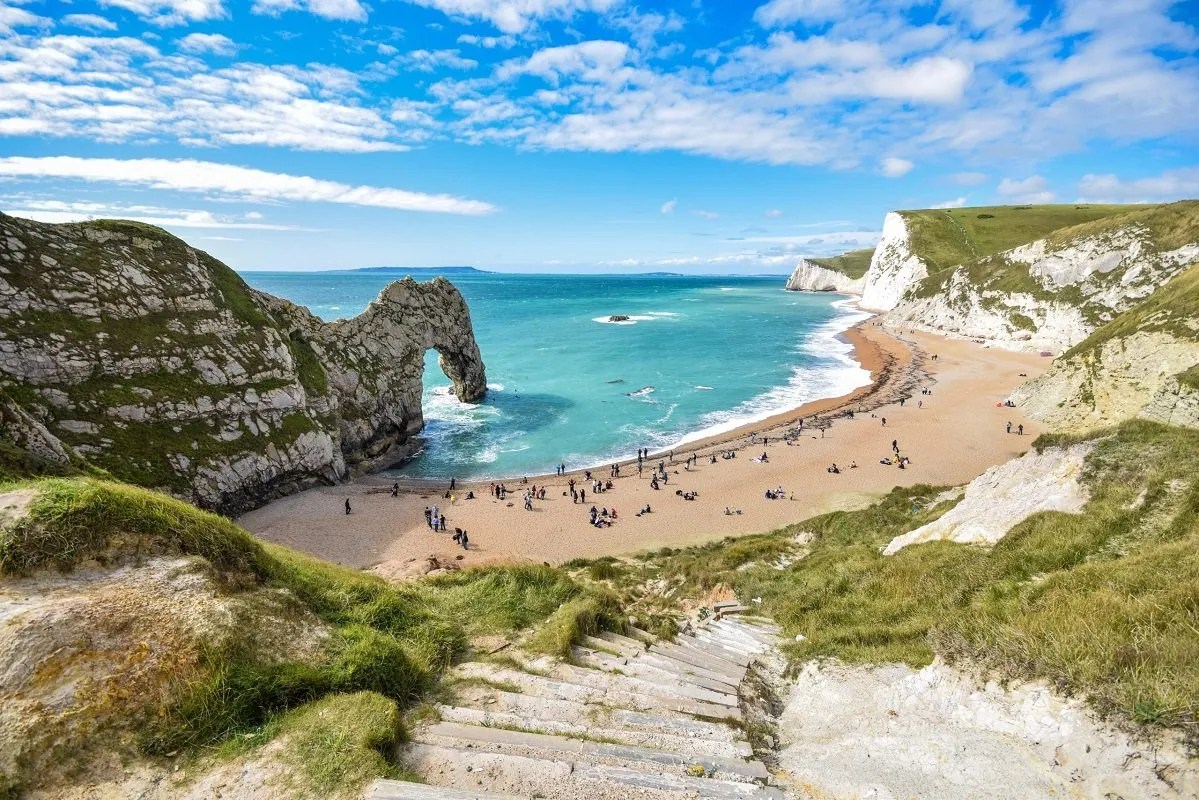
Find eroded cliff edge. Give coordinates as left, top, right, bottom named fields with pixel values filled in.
left=0, top=213, right=486, bottom=514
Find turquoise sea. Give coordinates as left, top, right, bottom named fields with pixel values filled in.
left=240, top=271, right=870, bottom=480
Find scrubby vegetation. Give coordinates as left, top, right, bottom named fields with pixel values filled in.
left=807, top=248, right=875, bottom=280
left=0, top=476, right=614, bottom=797
left=576, top=420, right=1199, bottom=734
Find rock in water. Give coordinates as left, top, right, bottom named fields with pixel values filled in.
left=0, top=214, right=487, bottom=514
left=608, top=314, right=630, bottom=322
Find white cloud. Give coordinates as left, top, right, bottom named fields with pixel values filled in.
left=693, top=209, right=718, bottom=220
left=0, top=157, right=498, bottom=215
left=99, top=0, right=227, bottom=26
left=1077, top=166, right=1199, bottom=204
left=0, top=2, right=50, bottom=33
left=753, top=0, right=847, bottom=28
left=61, top=13, right=119, bottom=30
left=401, top=49, right=478, bottom=72
left=659, top=198, right=676, bottom=214
left=252, top=0, right=368, bottom=22
left=5, top=202, right=313, bottom=230
left=457, top=33, right=518, bottom=48
left=178, top=33, right=238, bottom=55
left=0, top=38, right=409, bottom=152
left=402, top=0, right=621, bottom=34
left=951, top=171, right=988, bottom=186
left=997, top=175, right=1055, bottom=204
left=931, top=196, right=967, bottom=208
left=880, top=157, right=913, bottom=177
left=764, top=208, right=782, bottom=217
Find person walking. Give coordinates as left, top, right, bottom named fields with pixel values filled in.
left=1006, top=421, right=1012, bottom=434
left=1018, top=423, right=1024, bottom=435
left=344, top=498, right=351, bottom=515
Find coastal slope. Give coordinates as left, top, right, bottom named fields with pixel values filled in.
left=0, top=213, right=486, bottom=514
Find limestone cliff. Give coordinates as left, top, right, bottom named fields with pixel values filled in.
left=0, top=213, right=486, bottom=514
left=1010, top=263, right=1199, bottom=433
left=784, top=249, right=872, bottom=294
left=859, top=212, right=929, bottom=311
left=885, top=202, right=1199, bottom=353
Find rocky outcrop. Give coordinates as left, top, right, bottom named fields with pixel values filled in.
left=885, top=204, right=1199, bottom=352
left=0, top=214, right=486, bottom=514
left=776, top=659, right=1198, bottom=800
left=784, top=258, right=864, bottom=294
left=859, top=212, right=929, bottom=311
left=883, top=443, right=1092, bottom=555
left=1011, top=262, right=1199, bottom=433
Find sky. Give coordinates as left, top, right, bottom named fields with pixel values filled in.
left=0, top=0, right=1197, bottom=273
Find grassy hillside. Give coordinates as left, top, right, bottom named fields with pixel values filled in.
left=900, top=203, right=1145, bottom=272
left=576, top=420, right=1199, bottom=733
left=906, top=201, right=1199, bottom=317
left=0, top=477, right=619, bottom=797
left=807, top=248, right=875, bottom=279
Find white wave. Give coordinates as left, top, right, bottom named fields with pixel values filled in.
left=670, top=300, right=871, bottom=447
left=592, top=312, right=676, bottom=325
left=694, top=385, right=714, bottom=390
left=626, top=386, right=656, bottom=397
left=487, top=382, right=505, bottom=391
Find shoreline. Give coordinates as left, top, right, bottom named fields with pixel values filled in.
left=239, top=314, right=1051, bottom=576
left=381, top=301, right=901, bottom=492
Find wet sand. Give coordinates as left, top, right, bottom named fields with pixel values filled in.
left=238, top=319, right=1050, bottom=578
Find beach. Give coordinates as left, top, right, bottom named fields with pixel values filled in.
left=238, top=320, right=1050, bottom=578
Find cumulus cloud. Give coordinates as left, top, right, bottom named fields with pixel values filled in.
left=753, top=0, right=847, bottom=28
left=61, top=13, right=119, bottom=30
left=178, top=33, right=238, bottom=55
left=99, top=0, right=227, bottom=25
left=402, top=0, right=621, bottom=34
left=252, top=0, right=368, bottom=22
left=881, top=157, right=913, bottom=177
left=659, top=198, right=676, bottom=214
left=693, top=209, right=718, bottom=220
left=764, top=209, right=782, bottom=217
left=0, top=3, right=50, bottom=33
left=0, top=157, right=498, bottom=215
left=1077, top=167, right=1199, bottom=204
left=997, top=175, right=1055, bottom=204
left=931, top=196, right=967, bottom=208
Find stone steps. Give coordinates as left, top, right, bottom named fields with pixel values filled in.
left=448, top=685, right=740, bottom=743
left=433, top=705, right=753, bottom=759
left=417, top=721, right=770, bottom=784
left=404, top=743, right=784, bottom=799
left=371, top=613, right=783, bottom=800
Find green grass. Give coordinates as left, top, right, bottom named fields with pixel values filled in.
left=0, top=477, right=608, bottom=784
left=900, top=204, right=1144, bottom=272
left=807, top=248, right=875, bottom=280
left=585, top=421, right=1199, bottom=732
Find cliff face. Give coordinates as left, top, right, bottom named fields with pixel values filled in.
left=0, top=213, right=486, bottom=514
left=1010, top=263, right=1199, bottom=433
left=784, top=258, right=865, bottom=293
left=886, top=204, right=1199, bottom=353
left=859, top=212, right=929, bottom=311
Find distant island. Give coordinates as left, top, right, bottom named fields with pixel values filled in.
left=346, top=266, right=492, bottom=275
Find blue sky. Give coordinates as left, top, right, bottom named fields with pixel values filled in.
left=0, top=0, right=1196, bottom=273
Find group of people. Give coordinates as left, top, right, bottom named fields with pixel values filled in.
left=588, top=505, right=617, bottom=527
left=763, top=486, right=788, bottom=499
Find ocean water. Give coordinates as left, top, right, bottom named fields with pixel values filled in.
left=240, top=271, right=870, bottom=479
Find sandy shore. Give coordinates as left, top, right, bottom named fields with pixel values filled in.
left=239, top=320, right=1050, bottom=578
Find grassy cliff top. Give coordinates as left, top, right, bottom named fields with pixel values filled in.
left=807, top=248, right=875, bottom=279
left=898, top=203, right=1151, bottom=271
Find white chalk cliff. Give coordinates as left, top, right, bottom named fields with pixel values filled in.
left=784, top=258, right=865, bottom=293
left=859, top=212, right=929, bottom=311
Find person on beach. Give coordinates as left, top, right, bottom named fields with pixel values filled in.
left=391, top=482, right=399, bottom=497
left=1006, top=421, right=1012, bottom=434
left=344, top=498, right=351, bottom=515
left=449, top=477, right=456, bottom=491
left=424, top=507, right=432, bottom=528
left=881, top=417, right=887, bottom=426
left=1018, top=423, right=1024, bottom=435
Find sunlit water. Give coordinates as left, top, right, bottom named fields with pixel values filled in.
left=240, top=271, right=869, bottom=479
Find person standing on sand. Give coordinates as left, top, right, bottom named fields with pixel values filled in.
left=1006, top=421, right=1012, bottom=434
left=424, top=506, right=432, bottom=528
left=1018, top=423, right=1024, bottom=435
left=344, top=498, right=351, bottom=515
left=881, top=417, right=887, bottom=426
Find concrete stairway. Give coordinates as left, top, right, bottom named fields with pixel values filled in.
left=369, top=612, right=783, bottom=800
